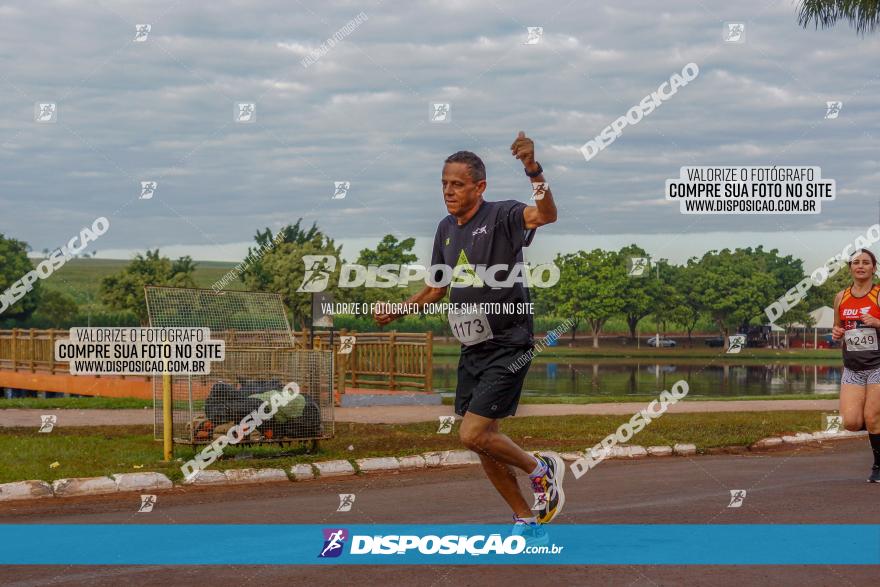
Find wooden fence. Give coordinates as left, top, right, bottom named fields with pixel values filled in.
left=0, top=329, right=75, bottom=374
left=0, top=328, right=434, bottom=397
left=295, top=329, right=433, bottom=393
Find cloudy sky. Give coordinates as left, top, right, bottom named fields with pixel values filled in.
left=1, top=0, right=878, bottom=269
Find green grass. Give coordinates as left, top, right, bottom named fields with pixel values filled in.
left=0, top=397, right=153, bottom=409
left=0, top=411, right=829, bottom=484
left=0, top=393, right=836, bottom=411
left=444, top=393, right=839, bottom=405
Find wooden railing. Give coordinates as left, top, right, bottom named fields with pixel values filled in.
left=296, top=329, right=433, bottom=392
left=0, top=328, right=434, bottom=394
left=0, top=329, right=71, bottom=374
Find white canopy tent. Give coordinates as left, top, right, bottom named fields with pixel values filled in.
left=791, top=306, right=835, bottom=348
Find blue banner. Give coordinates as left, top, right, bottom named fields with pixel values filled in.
left=1, top=525, right=878, bottom=565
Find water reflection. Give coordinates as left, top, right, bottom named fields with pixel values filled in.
left=433, top=360, right=842, bottom=398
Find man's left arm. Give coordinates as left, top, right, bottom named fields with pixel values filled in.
left=511, top=130, right=557, bottom=229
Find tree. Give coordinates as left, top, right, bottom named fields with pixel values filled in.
left=798, top=0, right=880, bottom=34
left=689, top=249, right=778, bottom=350
left=357, top=234, right=417, bottom=267
left=531, top=280, right=572, bottom=338
left=33, top=290, right=79, bottom=327
left=100, top=250, right=197, bottom=324
left=0, top=234, right=42, bottom=321
left=650, top=260, right=687, bottom=341
left=617, top=245, right=660, bottom=339
left=351, top=234, right=419, bottom=307
left=809, top=259, right=856, bottom=306
left=788, top=257, right=857, bottom=347
left=543, top=250, right=627, bottom=348
left=241, top=221, right=343, bottom=329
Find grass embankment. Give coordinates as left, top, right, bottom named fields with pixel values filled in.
left=41, top=258, right=243, bottom=306
left=1, top=393, right=838, bottom=411
left=0, top=397, right=153, bottom=410
left=470, top=394, right=838, bottom=405
left=0, top=411, right=828, bottom=484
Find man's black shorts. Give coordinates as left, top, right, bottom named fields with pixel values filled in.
left=455, top=343, right=533, bottom=419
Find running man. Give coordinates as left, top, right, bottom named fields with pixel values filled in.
left=374, top=131, right=563, bottom=530
left=831, top=249, right=880, bottom=483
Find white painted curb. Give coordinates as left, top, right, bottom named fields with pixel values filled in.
left=440, top=450, right=482, bottom=466
left=290, top=464, right=315, bottom=481
left=781, top=432, right=815, bottom=444
left=223, top=468, right=288, bottom=484
left=751, top=437, right=783, bottom=448
left=398, top=455, right=427, bottom=470
left=0, top=480, right=53, bottom=502
left=10, top=428, right=866, bottom=501
left=112, top=472, right=173, bottom=492
left=182, top=470, right=227, bottom=485
left=422, top=451, right=442, bottom=468
left=314, top=460, right=355, bottom=478
left=356, top=457, right=400, bottom=473
left=604, top=446, right=630, bottom=459
left=673, top=443, right=697, bottom=456
left=628, top=446, right=648, bottom=458
left=52, top=476, right=117, bottom=497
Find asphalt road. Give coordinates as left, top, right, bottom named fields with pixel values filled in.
left=1, top=439, right=878, bottom=586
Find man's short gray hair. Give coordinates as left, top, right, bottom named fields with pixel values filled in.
left=444, top=151, right=486, bottom=183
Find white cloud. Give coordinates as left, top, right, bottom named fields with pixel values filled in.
left=0, top=0, right=877, bottom=262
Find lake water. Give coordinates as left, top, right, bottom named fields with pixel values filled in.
left=433, top=359, right=842, bottom=399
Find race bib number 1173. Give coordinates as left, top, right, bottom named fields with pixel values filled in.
left=448, top=311, right=494, bottom=346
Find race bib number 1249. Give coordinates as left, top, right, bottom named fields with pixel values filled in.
left=845, top=327, right=878, bottom=352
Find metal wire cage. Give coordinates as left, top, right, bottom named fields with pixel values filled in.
left=145, top=287, right=334, bottom=445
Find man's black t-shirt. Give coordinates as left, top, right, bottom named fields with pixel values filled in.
left=430, top=199, right=535, bottom=348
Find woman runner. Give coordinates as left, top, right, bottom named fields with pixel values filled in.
left=831, top=248, right=880, bottom=482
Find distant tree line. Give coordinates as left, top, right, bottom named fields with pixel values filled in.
left=0, top=224, right=853, bottom=347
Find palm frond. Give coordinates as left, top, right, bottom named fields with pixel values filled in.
left=798, top=0, right=880, bottom=35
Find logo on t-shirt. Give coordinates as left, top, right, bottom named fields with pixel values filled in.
left=472, top=225, right=488, bottom=236
left=454, top=249, right=484, bottom=287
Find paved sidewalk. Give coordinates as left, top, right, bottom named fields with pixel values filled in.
left=0, top=399, right=839, bottom=427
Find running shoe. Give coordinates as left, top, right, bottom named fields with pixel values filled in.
left=530, top=452, right=565, bottom=524
left=869, top=465, right=880, bottom=483
left=512, top=516, right=549, bottom=546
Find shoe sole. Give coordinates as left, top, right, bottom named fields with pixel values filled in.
left=543, top=454, right=566, bottom=523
